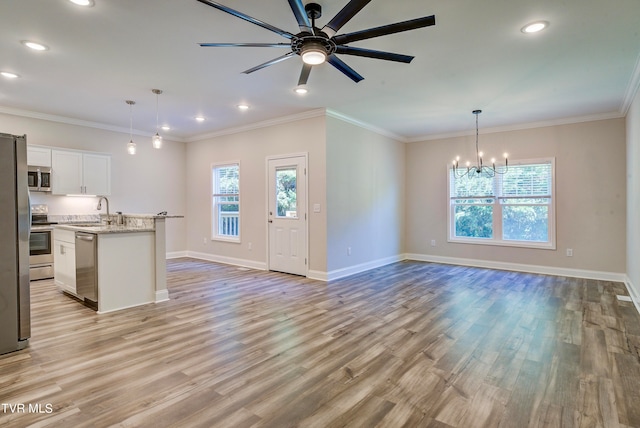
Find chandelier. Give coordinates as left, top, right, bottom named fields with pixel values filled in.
left=452, top=110, right=508, bottom=178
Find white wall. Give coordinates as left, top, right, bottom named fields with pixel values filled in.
left=185, top=115, right=328, bottom=273
left=406, top=118, right=627, bottom=276
left=325, top=116, right=405, bottom=276
left=0, top=112, right=187, bottom=253
left=627, top=91, right=640, bottom=296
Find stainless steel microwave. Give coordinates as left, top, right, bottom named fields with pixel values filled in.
left=27, top=166, right=51, bottom=192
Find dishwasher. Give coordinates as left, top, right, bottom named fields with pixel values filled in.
left=75, top=232, right=98, bottom=310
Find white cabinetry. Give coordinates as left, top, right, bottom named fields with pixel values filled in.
left=27, top=146, right=52, bottom=167
left=54, top=229, right=76, bottom=295
left=51, top=149, right=111, bottom=195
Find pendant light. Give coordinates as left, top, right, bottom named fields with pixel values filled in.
left=126, top=100, right=136, bottom=155
left=151, top=89, right=163, bottom=149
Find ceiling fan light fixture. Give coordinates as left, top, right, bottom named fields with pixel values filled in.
left=294, top=85, right=308, bottom=95
left=521, top=21, right=549, bottom=34
left=301, top=43, right=327, bottom=65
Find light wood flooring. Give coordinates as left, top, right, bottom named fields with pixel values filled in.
left=2, top=259, right=640, bottom=427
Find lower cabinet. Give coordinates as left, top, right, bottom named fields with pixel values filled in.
left=53, top=229, right=76, bottom=295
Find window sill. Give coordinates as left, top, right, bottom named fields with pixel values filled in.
left=211, top=236, right=241, bottom=244
left=448, top=237, right=556, bottom=250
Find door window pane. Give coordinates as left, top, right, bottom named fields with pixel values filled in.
left=276, top=167, right=297, bottom=218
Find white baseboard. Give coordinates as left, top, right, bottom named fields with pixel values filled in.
left=155, top=290, right=169, bottom=303
left=186, top=251, right=268, bottom=271
left=166, top=251, right=188, bottom=259
left=307, top=270, right=328, bottom=281
left=323, top=254, right=406, bottom=281
left=624, top=276, right=640, bottom=314
left=405, top=253, right=627, bottom=283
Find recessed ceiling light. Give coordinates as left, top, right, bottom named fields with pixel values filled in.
left=69, top=0, right=95, bottom=6
left=195, top=116, right=205, bottom=122
left=161, top=125, right=171, bottom=131
left=237, top=104, right=250, bottom=110
left=21, top=40, right=49, bottom=51
left=294, top=85, right=308, bottom=95
left=1, top=71, right=20, bottom=79
left=521, top=21, right=549, bottom=33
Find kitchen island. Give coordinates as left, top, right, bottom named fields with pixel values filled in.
left=54, top=214, right=182, bottom=313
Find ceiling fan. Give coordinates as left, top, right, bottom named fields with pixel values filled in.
left=196, top=0, right=436, bottom=85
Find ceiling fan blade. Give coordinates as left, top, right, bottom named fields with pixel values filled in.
left=322, top=0, right=372, bottom=38
left=327, top=55, right=364, bottom=83
left=196, top=0, right=295, bottom=39
left=199, top=42, right=292, bottom=48
left=288, top=0, right=312, bottom=32
left=298, top=63, right=313, bottom=86
left=333, top=15, right=436, bottom=44
left=334, top=46, right=414, bottom=63
left=242, top=52, right=296, bottom=74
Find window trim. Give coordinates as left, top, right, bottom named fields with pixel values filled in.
left=211, top=161, right=241, bottom=243
left=447, top=157, right=556, bottom=250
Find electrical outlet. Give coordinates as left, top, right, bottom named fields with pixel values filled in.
left=566, top=248, right=573, bottom=257
left=430, top=239, right=436, bottom=247
left=203, top=237, right=207, bottom=245
left=347, top=246, right=352, bottom=256
left=248, top=242, right=252, bottom=251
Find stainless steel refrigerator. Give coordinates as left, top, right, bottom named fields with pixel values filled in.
left=0, top=133, right=30, bottom=355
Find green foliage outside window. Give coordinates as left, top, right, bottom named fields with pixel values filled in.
left=276, top=169, right=297, bottom=217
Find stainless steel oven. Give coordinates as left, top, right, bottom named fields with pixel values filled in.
left=29, top=227, right=54, bottom=280
left=30, top=206, right=56, bottom=281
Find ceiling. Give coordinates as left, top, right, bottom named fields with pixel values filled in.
left=1, top=0, right=639, bottom=142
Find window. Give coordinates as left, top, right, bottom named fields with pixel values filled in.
left=212, top=163, right=239, bottom=241
left=448, top=158, right=555, bottom=249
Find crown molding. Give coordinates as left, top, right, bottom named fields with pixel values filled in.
left=185, top=108, right=327, bottom=142
left=0, top=105, right=163, bottom=140
left=406, top=111, right=625, bottom=143
left=325, top=109, right=407, bottom=142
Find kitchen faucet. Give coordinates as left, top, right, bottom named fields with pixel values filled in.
left=96, top=196, right=112, bottom=225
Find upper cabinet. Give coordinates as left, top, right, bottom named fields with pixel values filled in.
left=27, top=146, right=52, bottom=167
left=51, top=149, right=111, bottom=196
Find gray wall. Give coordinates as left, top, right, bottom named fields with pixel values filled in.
left=326, top=116, right=405, bottom=275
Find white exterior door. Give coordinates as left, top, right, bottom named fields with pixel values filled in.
left=267, top=155, right=307, bottom=276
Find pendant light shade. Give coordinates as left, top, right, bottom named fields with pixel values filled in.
left=126, top=100, right=136, bottom=155
left=152, top=89, right=163, bottom=150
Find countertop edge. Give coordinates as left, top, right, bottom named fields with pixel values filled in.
left=54, top=224, right=156, bottom=234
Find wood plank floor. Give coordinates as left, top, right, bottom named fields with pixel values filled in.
left=2, top=259, right=640, bottom=427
